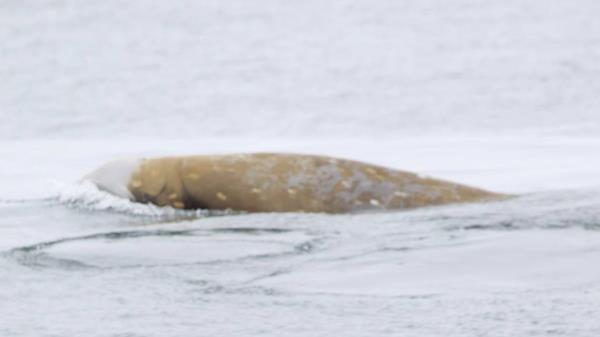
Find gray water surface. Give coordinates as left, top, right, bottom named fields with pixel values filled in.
left=2, top=189, right=600, bottom=337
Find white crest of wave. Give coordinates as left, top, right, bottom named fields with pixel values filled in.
left=56, top=181, right=206, bottom=217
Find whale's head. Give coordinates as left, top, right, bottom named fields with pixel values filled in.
left=83, top=158, right=142, bottom=200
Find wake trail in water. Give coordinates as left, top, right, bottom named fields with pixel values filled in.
left=3, top=224, right=327, bottom=271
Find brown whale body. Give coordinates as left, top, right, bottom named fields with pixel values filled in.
left=126, top=153, right=503, bottom=213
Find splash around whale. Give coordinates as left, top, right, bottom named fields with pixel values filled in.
left=83, top=153, right=505, bottom=213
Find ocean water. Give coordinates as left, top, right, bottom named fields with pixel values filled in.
left=2, top=1, right=600, bottom=336
left=3, top=139, right=600, bottom=337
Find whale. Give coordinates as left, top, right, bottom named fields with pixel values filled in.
left=83, top=153, right=504, bottom=213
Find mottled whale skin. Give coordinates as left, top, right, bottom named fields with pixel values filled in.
left=84, top=153, right=504, bottom=213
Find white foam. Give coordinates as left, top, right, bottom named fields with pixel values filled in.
left=55, top=180, right=226, bottom=218
left=57, top=180, right=179, bottom=216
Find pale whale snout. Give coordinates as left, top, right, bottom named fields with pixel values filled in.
left=83, top=158, right=141, bottom=200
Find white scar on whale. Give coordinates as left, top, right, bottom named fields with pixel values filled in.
left=83, top=153, right=505, bottom=213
